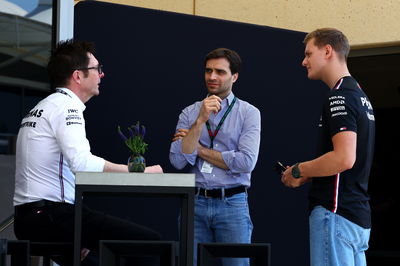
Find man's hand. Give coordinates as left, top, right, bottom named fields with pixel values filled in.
left=181, top=95, right=221, bottom=154
left=281, top=165, right=309, bottom=188
left=81, top=248, right=90, bottom=261
left=172, top=128, right=189, bottom=142
left=144, top=165, right=163, bottom=173
left=197, top=95, right=222, bottom=124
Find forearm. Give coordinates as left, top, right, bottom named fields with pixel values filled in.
left=282, top=132, right=356, bottom=188
left=299, top=150, right=353, bottom=178
left=103, top=160, right=128, bottom=173
left=182, top=119, right=203, bottom=154
left=198, top=145, right=229, bottom=170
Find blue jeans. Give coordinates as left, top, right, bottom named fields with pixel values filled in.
left=309, top=206, right=371, bottom=266
left=194, top=191, right=253, bottom=266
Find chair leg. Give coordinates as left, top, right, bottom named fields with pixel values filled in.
left=31, top=256, right=41, bottom=266
left=9, top=241, right=30, bottom=266
left=0, top=239, right=7, bottom=266
left=42, top=256, right=51, bottom=266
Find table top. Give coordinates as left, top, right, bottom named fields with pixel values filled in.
left=75, top=172, right=195, bottom=187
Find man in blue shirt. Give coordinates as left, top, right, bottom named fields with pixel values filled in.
left=169, top=48, right=261, bottom=266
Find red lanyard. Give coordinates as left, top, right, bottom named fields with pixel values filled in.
left=205, top=97, right=237, bottom=149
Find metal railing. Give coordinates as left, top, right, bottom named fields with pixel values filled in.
left=0, top=215, right=14, bottom=234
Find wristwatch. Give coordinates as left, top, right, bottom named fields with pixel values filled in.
left=292, top=163, right=302, bottom=179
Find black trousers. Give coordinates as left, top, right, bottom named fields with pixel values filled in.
left=14, top=201, right=161, bottom=265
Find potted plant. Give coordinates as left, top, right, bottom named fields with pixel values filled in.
left=117, top=121, right=148, bottom=172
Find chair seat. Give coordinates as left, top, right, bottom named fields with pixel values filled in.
left=30, top=241, right=73, bottom=257
left=99, top=240, right=177, bottom=266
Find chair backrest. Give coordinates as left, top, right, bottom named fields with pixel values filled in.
left=0, top=155, right=16, bottom=241
left=2, top=239, right=74, bottom=266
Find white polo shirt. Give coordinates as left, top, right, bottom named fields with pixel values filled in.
left=14, top=88, right=105, bottom=205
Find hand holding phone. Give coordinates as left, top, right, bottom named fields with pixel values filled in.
left=274, top=161, right=286, bottom=174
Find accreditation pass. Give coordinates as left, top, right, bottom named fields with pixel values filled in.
left=201, top=161, right=213, bottom=173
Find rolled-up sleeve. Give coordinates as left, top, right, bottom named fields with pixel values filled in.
left=169, top=107, right=198, bottom=170
left=221, top=106, right=261, bottom=173
left=169, top=139, right=197, bottom=169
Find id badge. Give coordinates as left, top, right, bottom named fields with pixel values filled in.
left=201, top=161, right=213, bottom=173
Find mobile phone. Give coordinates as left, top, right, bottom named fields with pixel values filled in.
left=274, top=161, right=286, bottom=174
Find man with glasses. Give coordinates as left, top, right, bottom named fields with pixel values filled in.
left=13, top=39, right=162, bottom=265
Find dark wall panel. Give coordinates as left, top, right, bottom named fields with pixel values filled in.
left=74, top=2, right=327, bottom=266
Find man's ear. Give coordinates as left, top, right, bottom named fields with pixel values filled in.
left=71, top=70, right=82, bottom=84
left=325, top=44, right=334, bottom=58
left=232, top=73, right=239, bottom=83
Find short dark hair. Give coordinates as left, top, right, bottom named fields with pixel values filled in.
left=47, top=39, right=96, bottom=87
left=303, top=28, right=350, bottom=61
left=205, top=48, right=241, bottom=74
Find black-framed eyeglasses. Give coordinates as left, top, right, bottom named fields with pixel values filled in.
left=77, top=64, right=103, bottom=74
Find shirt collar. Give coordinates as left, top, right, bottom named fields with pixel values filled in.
left=226, top=92, right=235, bottom=105
left=57, top=87, right=86, bottom=111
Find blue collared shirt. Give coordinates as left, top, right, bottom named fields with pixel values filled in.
left=169, top=93, right=261, bottom=189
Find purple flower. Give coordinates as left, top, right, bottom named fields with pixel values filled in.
left=128, top=127, right=135, bottom=138
left=140, top=125, right=146, bottom=138
left=117, top=121, right=148, bottom=155
left=117, top=125, right=128, bottom=141
left=132, top=123, right=140, bottom=136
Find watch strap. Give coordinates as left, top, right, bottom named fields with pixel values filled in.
left=292, top=162, right=302, bottom=179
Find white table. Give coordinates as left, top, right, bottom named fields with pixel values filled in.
left=73, top=172, right=195, bottom=266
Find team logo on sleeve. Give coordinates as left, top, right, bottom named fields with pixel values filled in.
left=329, top=95, right=347, bottom=117
left=65, top=109, right=83, bottom=126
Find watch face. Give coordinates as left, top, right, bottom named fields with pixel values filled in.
left=292, top=163, right=301, bottom=179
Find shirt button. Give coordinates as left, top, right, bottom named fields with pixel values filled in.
left=213, top=174, right=215, bottom=177
left=215, top=144, right=218, bottom=147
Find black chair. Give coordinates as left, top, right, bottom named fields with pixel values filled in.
left=197, top=243, right=271, bottom=266
left=2, top=240, right=73, bottom=266
left=99, top=240, right=178, bottom=266
left=0, top=215, right=29, bottom=266
left=0, top=239, right=6, bottom=266
left=30, top=241, right=74, bottom=266
left=1, top=212, right=74, bottom=266
left=1, top=239, right=30, bottom=266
